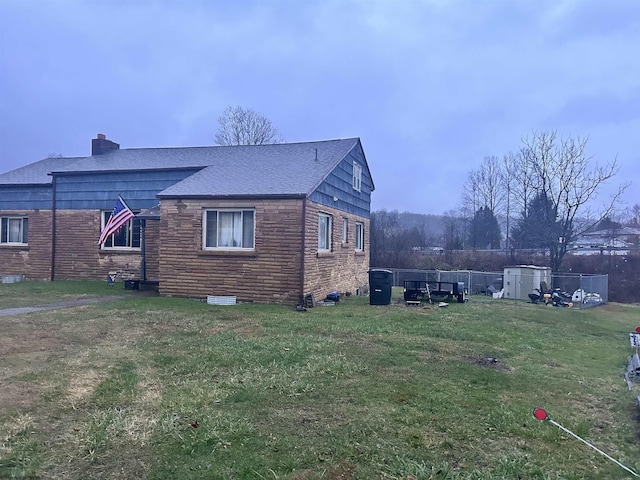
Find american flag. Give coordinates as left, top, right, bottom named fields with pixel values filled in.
left=98, top=196, right=135, bottom=245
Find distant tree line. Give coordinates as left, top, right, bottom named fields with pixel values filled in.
left=458, top=130, right=627, bottom=271
left=372, top=130, right=634, bottom=273
left=370, top=210, right=428, bottom=268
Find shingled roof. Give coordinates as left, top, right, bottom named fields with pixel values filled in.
left=0, top=156, right=83, bottom=185
left=0, top=138, right=369, bottom=197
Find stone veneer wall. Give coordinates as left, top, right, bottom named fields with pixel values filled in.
left=303, top=201, right=370, bottom=301
left=158, top=198, right=305, bottom=304
left=142, top=220, right=160, bottom=280
left=53, top=210, right=141, bottom=280
left=1, top=201, right=370, bottom=303
left=0, top=210, right=52, bottom=280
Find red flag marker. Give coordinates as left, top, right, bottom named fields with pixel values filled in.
left=532, top=407, right=548, bottom=421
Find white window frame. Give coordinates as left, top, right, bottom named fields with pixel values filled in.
left=355, top=222, right=364, bottom=251
left=342, top=217, right=348, bottom=244
left=352, top=162, right=362, bottom=192
left=318, top=213, right=332, bottom=252
left=100, top=211, right=141, bottom=250
left=203, top=209, right=255, bottom=250
left=0, top=216, right=29, bottom=245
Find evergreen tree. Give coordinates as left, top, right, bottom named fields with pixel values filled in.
left=468, top=207, right=502, bottom=249
left=511, top=192, right=561, bottom=251
left=443, top=211, right=465, bottom=251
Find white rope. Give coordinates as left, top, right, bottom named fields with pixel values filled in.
left=548, top=419, right=639, bottom=478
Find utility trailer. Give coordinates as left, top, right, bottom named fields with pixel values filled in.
left=403, top=280, right=467, bottom=303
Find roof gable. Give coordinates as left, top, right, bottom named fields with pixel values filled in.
left=154, top=139, right=361, bottom=197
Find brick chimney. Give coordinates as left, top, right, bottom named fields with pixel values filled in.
left=91, top=133, right=120, bottom=155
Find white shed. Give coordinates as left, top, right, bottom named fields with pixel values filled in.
left=503, top=265, right=552, bottom=300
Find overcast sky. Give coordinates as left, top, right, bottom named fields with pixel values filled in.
left=1, top=0, right=638, bottom=215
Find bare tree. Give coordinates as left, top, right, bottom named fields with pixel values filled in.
left=477, top=156, right=506, bottom=215
left=620, top=203, right=640, bottom=227
left=214, top=105, right=284, bottom=146
left=440, top=209, right=466, bottom=266
left=370, top=209, right=419, bottom=267
left=508, top=147, right=541, bottom=218
left=516, top=130, right=627, bottom=271
left=461, top=156, right=506, bottom=218
left=502, top=151, right=521, bottom=256
left=461, top=171, right=479, bottom=220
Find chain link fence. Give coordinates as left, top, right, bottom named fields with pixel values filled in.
left=384, top=268, right=607, bottom=309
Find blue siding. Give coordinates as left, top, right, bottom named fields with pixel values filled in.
left=309, top=144, right=373, bottom=218
left=0, top=185, right=52, bottom=210
left=54, top=169, right=201, bottom=209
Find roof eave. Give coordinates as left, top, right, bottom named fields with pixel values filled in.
left=0, top=182, right=52, bottom=187
left=156, top=193, right=307, bottom=200
left=50, top=166, right=205, bottom=176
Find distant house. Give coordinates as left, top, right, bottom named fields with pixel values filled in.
left=0, top=134, right=375, bottom=304
left=569, top=226, right=640, bottom=256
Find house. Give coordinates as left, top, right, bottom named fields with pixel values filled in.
left=0, top=134, right=375, bottom=304
left=569, top=226, right=640, bottom=256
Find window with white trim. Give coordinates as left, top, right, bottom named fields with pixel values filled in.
left=318, top=213, right=332, bottom=251
left=204, top=209, right=255, bottom=249
left=0, top=216, right=28, bottom=245
left=342, top=217, right=348, bottom=244
left=355, top=222, right=364, bottom=251
left=101, top=211, right=140, bottom=249
left=352, top=162, right=362, bottom=192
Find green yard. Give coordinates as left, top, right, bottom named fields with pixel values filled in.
left=1, top=281, right=639, bottom=479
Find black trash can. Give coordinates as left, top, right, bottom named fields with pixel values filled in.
left=454, top=281, right=466, bottom=303
left=369, top=269, right=393, bottom=305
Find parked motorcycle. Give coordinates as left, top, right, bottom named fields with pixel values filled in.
left=528, top=288, right=545, bottom=304
left=528, top=287, right=572, bottom=307
left=550, top=288, right=572, bottom=307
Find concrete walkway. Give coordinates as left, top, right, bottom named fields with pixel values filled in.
left=0, top=295, right=129, bottom=317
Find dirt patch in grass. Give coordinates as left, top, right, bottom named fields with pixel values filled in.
left=466, top=355, right=513, bottom=373
left=0, top=320, right=67, bottom=356
left=600, top=303, right=630, bottom=313
left=0, top=382, right=43, bottom=414
left=0, top=307, right=156, bottom=422
left=205, top=320, right=263, bottom=337
left=254, top=401, right=353, bottom=440
left=66, top=369, right=104, bottom=405
left=289, top=463, right=356, bottom=479
left=0, top=332, right=66, bottom=357
left=0, top=317, right=69, bottom=413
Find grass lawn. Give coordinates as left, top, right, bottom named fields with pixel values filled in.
left=1, top=281, right=639, bottom=479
